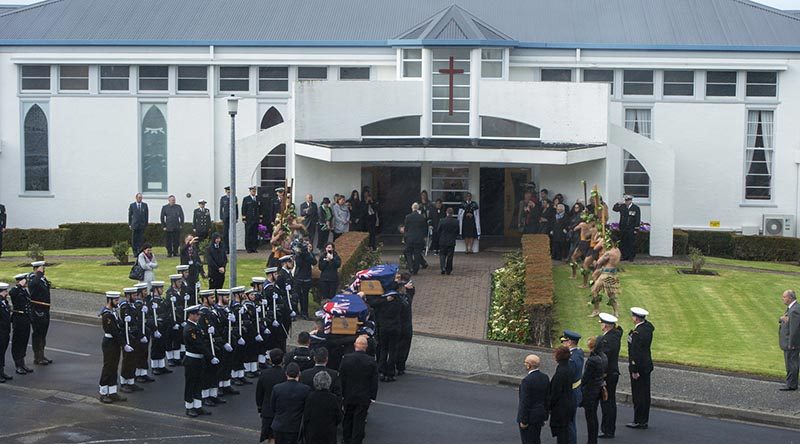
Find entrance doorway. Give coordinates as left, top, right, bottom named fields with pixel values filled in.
left=479, top=167, right=532, bottom=237
left=362, top=166, right=421, bottom=235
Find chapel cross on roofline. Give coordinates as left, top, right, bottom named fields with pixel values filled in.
left=438, top=56, right=464, bottom=116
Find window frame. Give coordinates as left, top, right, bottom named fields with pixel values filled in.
left=622, top=70, right=654, bottom=96
left=58, top=65, right=90, bottom=93
left=480, top=48, right=504, bottom=80
left=742, top=108, right=776, bottom=203
left=139, top=101, right=169, bottom=196
left=339, top=66, right=371, bottom=81
left=401, top=48, right=423, bottom=79
left=430, top=164, right=471, bottom=207
left=582, top=69, right=614, bottom=95
left=99, top=65, right=131, bottom=93
left=705, top=70, right=737, bottom=98
left=137, top=65, right=170, bottom=93
left=20, top=65, right=52, bottom=93
left=218, top=66, right=251, bottom=93
left=621, top=107, right=653, bottom=201
left=297, top=66, right=328, bottom=81
left=662, top=70, right=695, bottom=97
left=177, top=65, right=209, bottom=93
left=745, top=71, right=778, bottom=98
left=19, top=100, right=52, bottom=196
left=258, top=66, right=290, bottom=92
left=431, top=48, right=471, bottom=138
left=540, top=68, right=573, bottom=82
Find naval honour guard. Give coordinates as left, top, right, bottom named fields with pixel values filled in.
left=150, top=281, right=172, bottom=375
left=0, top=282, right=11, bottom=382
left=229, top=286, right=250, bottom=385
left=165, top=272, right=186, bottom=366
left=183, top=304, right=215, bottom=417
left=119, top=287, right=141, bottom=393
left=214, top=288, right=240, bottom=397
left=98, top=291, right=127, bottom=403
left=199, top=289, right=225, bottom=407
left=29, top=260, right=52, bottom=366
left=133, top=283, right=155, bottom=383
left=10, top=273, right=33, bottom=375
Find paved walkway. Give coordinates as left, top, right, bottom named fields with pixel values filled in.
left=382, top=249, right=506, bottom=340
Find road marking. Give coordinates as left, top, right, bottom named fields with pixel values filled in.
left=28, top=344, right=91, bottom=357
left=54, top=434, right=211, bottom=444
left=374, top=400, right=504, bottom=425
left=0, top=423, right=78, bottom=439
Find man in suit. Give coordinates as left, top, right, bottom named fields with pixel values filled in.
left=160, top=195, right=184, bottom=257
left=242, top=186, right=261, bottom=253
left=518, top=354, right=549, bottom=444
left=300, top=194, right=319, bottom=251
left=561, top=330, right=583, bottom=444
left=192, top=199, right=212, bottom=242
left=339, top=335, right=379, bottom=444
left=403, top=203, right=428, bottom=275
left=256, top=348, right=285, bottom=444
left=301, top=347, right=342, bottom=399
left=128, top=193, right=149, bottom=254
left=612, top=195, right=641, bottom=261
left=437, top=207, right=459, bottom=275
left=779, top=290, right=800, bottom=391
left=219, top=186, right=237, bottom=251
left=627, top=307, right=654, bottom=429
left=269, top=362, right=311, bottom=444
left=597, top=313, right=622, bottom=438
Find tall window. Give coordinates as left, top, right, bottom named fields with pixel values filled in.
left=623, top=70, right=654, bottom=96
left=177, top=66, right=208, bottom=92
left=706, top=71, right=736, bottom=97
left=59, top=65, right=89, bottom=91
left=582, top=69, right=614, bottom=94
left=481, top=49, right=503, bottom=79
left=23, top=103, right=49, bottom=192
left=402, top=49, right=422, bottom=78
left=541, top=69, right=572, bottom=82
left=431, top=165, right=470, bottom=205
left=141, top=104, right=168, bottom=193
left=663, top=70, right=694, bottom=96
left=219, top=66, right=250, bottom=92
left=432, top=48, right=470, bottom=137
left=138, top=65, right=169, bottom=91
left=260, top=144, right=286, bottom=193
left=100, top=65, right=130, bottom=91
left=20, top=65, right=51, bottom=91
left=746, top=71, right=777, bottom=98
left=623, top=109, right=652, bottom=199
left=744, top=110, right=774, bottom=200
left=259, top=66, right=289, bottom=92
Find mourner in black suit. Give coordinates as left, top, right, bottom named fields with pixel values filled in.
left=128, top=194, right=149, bottom=255
left=219, top=186, right=237, bottom=251
left=430, top=200, right=446, bottom=254
left=160, top=195, right=185, bottom=257
left=205, top=233, right=227, bottom=290
left=191, top=199, right=212, bottom=242
left=256, top=349, right=285, bottom=443
left=437, top=208, right=460, bottom=275
left=371, top=290, right=403, bottom=381
left=300, top=194, right=319, bottom=248
left=403, top=203, right=428, bottom=275
left=0, top=203, right=6, bottom=257
left=549, top=346, right=575, bottom=444
left=517, top=354, right=550, bottom=444
left=300, top=347, right=342, bottom=399
left=269, top=363, right=311, bottom=444
left=627, top=307, right=654, bottom=429
left=779, top=290, right=800, bottom=391
left=302, top=371, right=343, bottom=444
left=339, top=336, right=379, bottom=444
left=581, top=337, right=608, bottom=444
left=612, top=195, right=641, bottom=261
left=241, top=186, right=261, bottom=253
left=597, top=313, right=623, bottom=438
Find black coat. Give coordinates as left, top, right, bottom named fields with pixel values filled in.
left=597, top=327, right=622, bottom=375
left=372, top=295, right=403, bottom=335
left=300, top=201, right=319, bottom=228
left=548, top=361, right=575, bottom=434
left=517, top=370, right=550, bottom=426
left=318, top=253, right=341, bottom=283
left=581, top=350, right=608, bottom=402
left=256, top=366, right=286, bottom=418
left=219, top=194, right=238, bottom=222
left=192, top=207, right=212, bottom=234
left=160, top=204, right=184, bottom=231
left=613, top=202, right=641, bottom=231
left=300, top=365, right=342, bottom=398
left=286, top=346, right=315, bottom=371
left=436, top=216, right=459, bottom=247
left=628, top=320, right=655, bottom=374
left=269, top=380, right=311, bottom=433
left=338, top=350, right=379, bottom=405
left=242, top=194, right=260, bottom=224
left=403, top=211, right=428, bottom=244
left=205, top=244, right=227, bottom=276
left=302, top=389, right=342, bottom=444
left=128, top=202, right=149, bottom=230
left=294, top=249, right=317, bottom=281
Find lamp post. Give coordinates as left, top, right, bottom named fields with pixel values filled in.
left=227, top=95, right=239, bottom=287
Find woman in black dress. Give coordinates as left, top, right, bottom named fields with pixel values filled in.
left=549, top=346, right=574, bottom=444
left=205, top=232, right=227, bottom=289
left=347, top=190, right=364, bottom=232
left=458, top=192, right=480, bottom=254
left=317, top=242, right=341, bottom=300
left=362, top=191, right=380, bottom=250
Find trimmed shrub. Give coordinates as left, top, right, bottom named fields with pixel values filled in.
left=672, top=229, right=689, bottom=256
left=27, top=243, right=45, bottom=261
left=488, top=251, right=531, bottom=344
left=2, top=228, right=69, bottom=251
left=111, top=241, right=131, bottom=264
left=732, top=235, right=800, bottom=262
left=688, top=247, right=705, bottom=273
left=687, top=230, right=734, bottom=257
left=521, top=234, right=555, bottom=347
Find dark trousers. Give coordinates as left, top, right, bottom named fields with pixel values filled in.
left=319, top=280, right=338, bottom=301
left=11, top=314, right=31, bottom=363
left=396, top=326, right=412, bottom=372
left=121, top=343, right=137, bottom=381
left=165, top=230, right=181, bottom=256
left=554, top=428, right=569, bottom=444
left=0, top=328, right=9, bottom=368
left=245, top=221, right=258, bottom=252
left=583, top=391, right=602, bottom=444
left=31, top=311, right=49, bottom=357
left=222, top=221, right=230, bottom=251
left=317, top=229, right=330, bottom=251
left=131, top=228, right=145, bottom=256
left=568, top=389, right=581, bottom=444
left=784, top=349, right=799, bottom=389
left=621, top=229, right=636, bottom=261
left=343, top=402, right=370, bottom=444
left=378, top=330, right=399, bottom=377
left=364, top=216, right=378, bottom=250
left=404, top=241, right=424, bottom=273
left=208, top=272, right=225, bottom=290
left=260, top=416, right=275, bottom=442
left=0, top=231, right=4, bottom=256
left=135, top=336, right=149, bottom=370
left=274, top=432, right=299, bottom=444
left=519, top=423, right=542, bottom=444
left=184, top=357, right=203, bottom=404
left=600, top=373, right=619, bottom=436
left=150, top=330, right=167, bottom=360
left=631, top=371, right=651, bottom=425
left=439, top=245, right=455, bottom=273
left=296, top=280, right=311, bottom=317
left=100, top=338, right=121, bottom=387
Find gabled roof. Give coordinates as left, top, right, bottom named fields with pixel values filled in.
left=0, top=4, right=19, bottom=14
left=0, top=0, right=800, bottom=52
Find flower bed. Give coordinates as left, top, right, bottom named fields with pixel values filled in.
left=487, top=251, right=530, bottom=344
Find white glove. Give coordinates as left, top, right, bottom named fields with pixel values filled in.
left=151, top=303, right=158, bottom=310
left=141, top=306, right=148, bottom=314
left=154, top=330, right=162, bottom=339
left=272, top=320, right=280, bottom=327
left=124, top=316, right=132, bottom=323
left=211, top=357, right=219, bottom=365
left=184, top=295, right=190, bottom=301
left=255, top=334, right=263, bottom=342
left=170, top=296, right=176, bottom=302
left=207, top=326, right=215, bottom=335
left=264, top=328, right=271, bottom=335
left=173, top=323, right=180, bottom=331
left=181, top=321, right=187, bottom=327
left=124, top=345, right=134, bottom=353
left=286, top=284, right=292, bottom=291
left=140, top=336, right=148, bottom=344
left=240, top=307, right=246, bottom=315
left=290, top=311, right=297, bottom=319
left=228, top=314, right=236, bottom=322
left=237, top=337, right=246, bottom=346
left=256, top=307, right=262, bottom=313
left=224, top=343, right=233, bottom=352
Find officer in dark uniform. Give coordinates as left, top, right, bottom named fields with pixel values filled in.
left=165, top=272, right=187, bottom=366
left=183, top=304, right=215, bottom=417
left=28, top=260, right=52, bottom=366
left=133, top=283, right=154, bottom=383
left=560, top=330, right=584, bottom=444
left=119, top=287, right=142, bottom=393
left=0, top=282, right=12, bottom=382
left=98, top=291, right=127, bottom=403
left=612, top=195, right=641, bottom=261
left=395, top=274, right=415, bottom=375
left=219, top=186, right=238, bottom=251
left=10, top=273, right=33, bottom=375
left=626, top=307, right=654, bottom=430
left=198, top=290, right=225, bottom=407
left=371, top=290, right=403, bottom=382
left=597, top=313, right=622, bottom=438
left=242, top=186, right=261, bottom=253
left=149, top=281, right=172, bottom=376
left=192, top=199, right=213, bottom=242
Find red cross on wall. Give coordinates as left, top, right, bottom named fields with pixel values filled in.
left=438, top=56, right=464, bottom=116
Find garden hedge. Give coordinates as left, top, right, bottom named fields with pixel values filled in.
left=687, top=230, right=735, bottom=257
left=2, top=228, right=70, bottom=251
left=521, top=234, right=555, bottom=347
left=732, top=235, right=800, bottom=262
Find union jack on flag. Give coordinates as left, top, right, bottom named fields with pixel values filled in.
left=350, top=263, right=399, bottom=292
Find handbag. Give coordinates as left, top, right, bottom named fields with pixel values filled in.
left=129, top=262, right=145, bottom=281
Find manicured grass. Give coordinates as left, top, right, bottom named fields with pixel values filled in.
left=553, top=264, right=791, bottom=378
left=1, top=246, right=169, bottom=258
left=705, top=256, right=800, bottom=273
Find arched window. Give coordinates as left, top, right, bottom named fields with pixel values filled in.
left=361, top=116, right=421, bottom=137
left=23, top=104, right=49, bottom=192
left=260, top=107, right=284, bottom=130
left=481, top=116, right=540, bottom=139
left=260, top=144, right=286, bottom=193
left=622, top=151, right=650, bottom=199
left=141, top=104, right=168, bottom=193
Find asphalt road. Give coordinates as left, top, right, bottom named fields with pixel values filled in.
left=0, top=319, right=797, bottom=444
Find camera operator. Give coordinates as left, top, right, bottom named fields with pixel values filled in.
left=293, top=238, right=317, bottom=320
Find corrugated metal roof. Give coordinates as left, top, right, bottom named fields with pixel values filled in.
left=0, top=4, right=18, bottom=14
left=0, top=0, right=799, bottom=51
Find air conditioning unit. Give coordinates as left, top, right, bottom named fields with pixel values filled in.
left=762, top=215, right=795, bottom=237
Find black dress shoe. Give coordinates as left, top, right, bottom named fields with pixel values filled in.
left=152, top=368, right=167, bottom=375
left=239, top=377, right=253, bottom=385
left=1, top=371, right=14, bottom=380
left=397, top=370, right=405, bottom=376
left=211, top=396, right=227, bottom=404
left=598, top=433, right=615, bottom=439
left=0, top=376, right=6, bottom=383
left=109, top=393, right=127, bottom=402
left=203, top=398, right=217, bottom=407
left=99, top=394, right=113, bottom=404
left=130, top=384, right=144, bottom=392
left=778, top=387, right=797, bottom=391
left=625, top=423, right=648, bottom=429
left=16, top=367, right=28, bottom=375
left=43, top=357, right=53, bottom=364
left=197, top=407, right=212, bottom=415
left=119, top=385, right=135, bottom=393
left=186, top=408, right=199, bottom=418
left=232, top=378, right=245, bottom=386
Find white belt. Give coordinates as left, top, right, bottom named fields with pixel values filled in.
left=185, top=352, right=203, bottom=359
left=103, top=333, right=113, bottom=338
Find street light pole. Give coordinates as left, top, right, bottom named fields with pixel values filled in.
left=227, top=95, right=239, bottom=287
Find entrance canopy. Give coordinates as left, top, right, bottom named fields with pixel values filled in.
left=296, top=138, right=606, bottom=165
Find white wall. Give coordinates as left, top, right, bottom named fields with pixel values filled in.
left=537, top=159, right=607, bottom=207
left=293, top=156, right=361, bottom=205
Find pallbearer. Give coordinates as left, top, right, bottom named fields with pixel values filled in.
left=98, top=291, right=127, bottom=403
left=183, top=304, right=214, bottom=417
left=150, top=281, right=172, bottom=375
left=165, top=273, right=185, bottom=366
left=10, top=273, right=33, bottom=375
left=119, top=287, right=142, bottom=393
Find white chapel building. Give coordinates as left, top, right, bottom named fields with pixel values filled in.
left=2, top=0, right=800, bottom=257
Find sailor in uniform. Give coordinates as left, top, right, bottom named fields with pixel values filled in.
left=98, top=291, right=127, bottom=403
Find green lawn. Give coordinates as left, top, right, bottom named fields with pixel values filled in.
left=553, top=264, right=791, bottom=378
left=1, top=246, right=169, bottom=258
left=704, top=256, right=800, bottom=273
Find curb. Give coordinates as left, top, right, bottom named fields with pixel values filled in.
left=51, top=310, right=97, bottom=324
